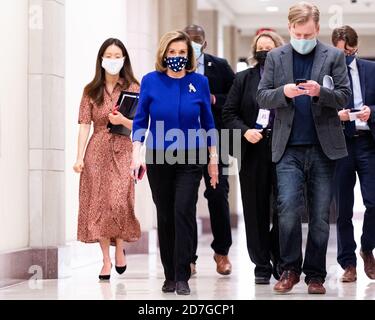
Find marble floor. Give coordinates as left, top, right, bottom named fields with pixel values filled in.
left=1, top=221, right=374, bottom=300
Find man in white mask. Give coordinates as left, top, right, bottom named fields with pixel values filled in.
left=257, top=2, right=351, bottom=295
left=184, top=25, right=235, bottom=278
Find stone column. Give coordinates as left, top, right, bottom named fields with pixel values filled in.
left=197, top=10, right=219, bottom=56
left=158, top=0, right=197, bottom=37
left=28, top=0, right=65, bottom=278
left=125, top=0, right=160, bottom=254
left=223, top=25, right=240, bottom=71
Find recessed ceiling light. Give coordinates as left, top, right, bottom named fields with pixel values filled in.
left=266, top=6, right=279, bottom=12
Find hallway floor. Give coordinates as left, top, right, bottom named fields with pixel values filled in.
left=1, top=222, right=374, bottom=300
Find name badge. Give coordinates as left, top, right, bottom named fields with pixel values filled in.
left=256, top=109, right=270, bottom=129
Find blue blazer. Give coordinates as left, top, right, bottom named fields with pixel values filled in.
left=356, top=58, right=375, bottom=141
left=132, top=71, right=216, bottom=150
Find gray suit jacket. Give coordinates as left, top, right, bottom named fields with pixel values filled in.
left=257, top=41, right=351, bottom=163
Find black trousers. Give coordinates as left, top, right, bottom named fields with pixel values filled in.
left=147, top=162, right=203, bottom=282
left=192, top=162, right=232, bottom=263
left=334, top=133, right=375, bottom=269
left=239, top=136, right=280, bottom=278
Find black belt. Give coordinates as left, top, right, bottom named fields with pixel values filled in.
left=353, top=130, right=371, bottom=138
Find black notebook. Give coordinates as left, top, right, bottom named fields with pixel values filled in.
left=107, top=91, right=139, bottom=136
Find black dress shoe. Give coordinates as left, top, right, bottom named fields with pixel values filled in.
left=176, top=281, right=190, bottom=295
left=99, top=264, right=112, bottom=281
left=255, top=276, right=270, bottom=285
left=115, top=249, right=127, bottom=275
left=115, top=265, right=127, bottom=275
left=99, top=274, right=111, bottom=281
left=162, top=280, right=176, bottom=293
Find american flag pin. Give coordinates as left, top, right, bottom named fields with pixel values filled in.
left=189, top=83, right=197, bottom=93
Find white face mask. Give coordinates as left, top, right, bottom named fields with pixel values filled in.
left=192, top=41, right=203, bottom=59
left=102, top=57, right=124, bottom=75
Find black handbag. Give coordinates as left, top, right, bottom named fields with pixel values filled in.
left=107, top=91, right=139, bottom=136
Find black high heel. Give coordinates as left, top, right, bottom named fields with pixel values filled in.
left=99, top=263, right=112, bottom=281
left=115, top=249, right=127, bottom=275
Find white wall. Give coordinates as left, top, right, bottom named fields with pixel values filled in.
left=0, top=0, right=29, bottom=251
left=65, top=0, right=157, bottom=242
left=125, top=0, right=159, bottom=79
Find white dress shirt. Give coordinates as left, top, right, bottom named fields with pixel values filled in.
left=349, top=59, right=370, bottom=131
left=196, top=54, right=205, bottom=75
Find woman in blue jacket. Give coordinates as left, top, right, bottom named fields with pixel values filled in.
left=131, top=30, right=219, bottom=295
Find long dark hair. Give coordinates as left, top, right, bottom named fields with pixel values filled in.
left=84, top=38, right=139, bottom=106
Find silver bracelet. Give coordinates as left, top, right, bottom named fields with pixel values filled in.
left=209, top=153, right=219, bottom=159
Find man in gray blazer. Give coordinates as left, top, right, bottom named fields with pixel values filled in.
left=257, top=2, right=351, bottom=295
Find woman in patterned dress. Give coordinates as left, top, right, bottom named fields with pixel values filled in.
left=73, top=38, right=141, bottom=280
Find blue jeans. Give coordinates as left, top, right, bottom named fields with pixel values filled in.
left=276, top=145, right=335, bottom=283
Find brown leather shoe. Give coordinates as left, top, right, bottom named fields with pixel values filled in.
left=273, top=270, right=300, bottom=293
left=213, top=254, right=232, bottom=275
left=340, top=266, right=357, bottom=282
left=308, top=280, right=326, bottom=294
left=360, top=250, right=375, bottom=280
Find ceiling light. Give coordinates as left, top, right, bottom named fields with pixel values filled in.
left=266, top=6, right=279, bottom=12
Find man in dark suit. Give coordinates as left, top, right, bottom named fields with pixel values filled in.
left=257, top=2, right=351, bottom=294
left=184, top=24, right=235, bottom=276
left=332, top=25, right=375, bottom=283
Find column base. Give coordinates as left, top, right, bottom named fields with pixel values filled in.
left=0, top=247, right=58, bottom=288
left=0, top=231, right=152, bottom=288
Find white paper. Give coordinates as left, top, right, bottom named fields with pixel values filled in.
left=323, top=75, right=334, bottom=90
left=256, top=109, right=270, bottom=128
left=355, top=119, right=369, bottom=129
left=349, top=108, right=370, bottom=130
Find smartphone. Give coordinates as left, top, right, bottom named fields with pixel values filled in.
left=349, top=109, right=361, bottom=122
left=134, top=166, right=146, bottom=184
left=138, top=166, right=146, bottom=180
left=295, top=79, right=307, bottom=85
left=349, top=109, right=361, bottom=113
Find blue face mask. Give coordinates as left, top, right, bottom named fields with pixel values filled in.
left=192, top=41, right=203, bottom=59
left=345, top=54, right=356, bottom=66
left=290, top=36, right=317, bottom=55
left=164, top=56, right=188, bottom=72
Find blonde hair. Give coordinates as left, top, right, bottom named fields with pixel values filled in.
left=249, top=31, right=285, bottom=66
left=155, top=30, right=197, bottom=73
left=288, top=2, right=320, bottom=26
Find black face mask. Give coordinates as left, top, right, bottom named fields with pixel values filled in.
left=255, top=50, right=269, bottom=66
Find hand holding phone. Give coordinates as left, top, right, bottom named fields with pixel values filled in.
left=295, top=79, right=307, bottom=85
left=295, top=79, right=307, bottom=89
left=284, top=82, right=307, bottom=99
